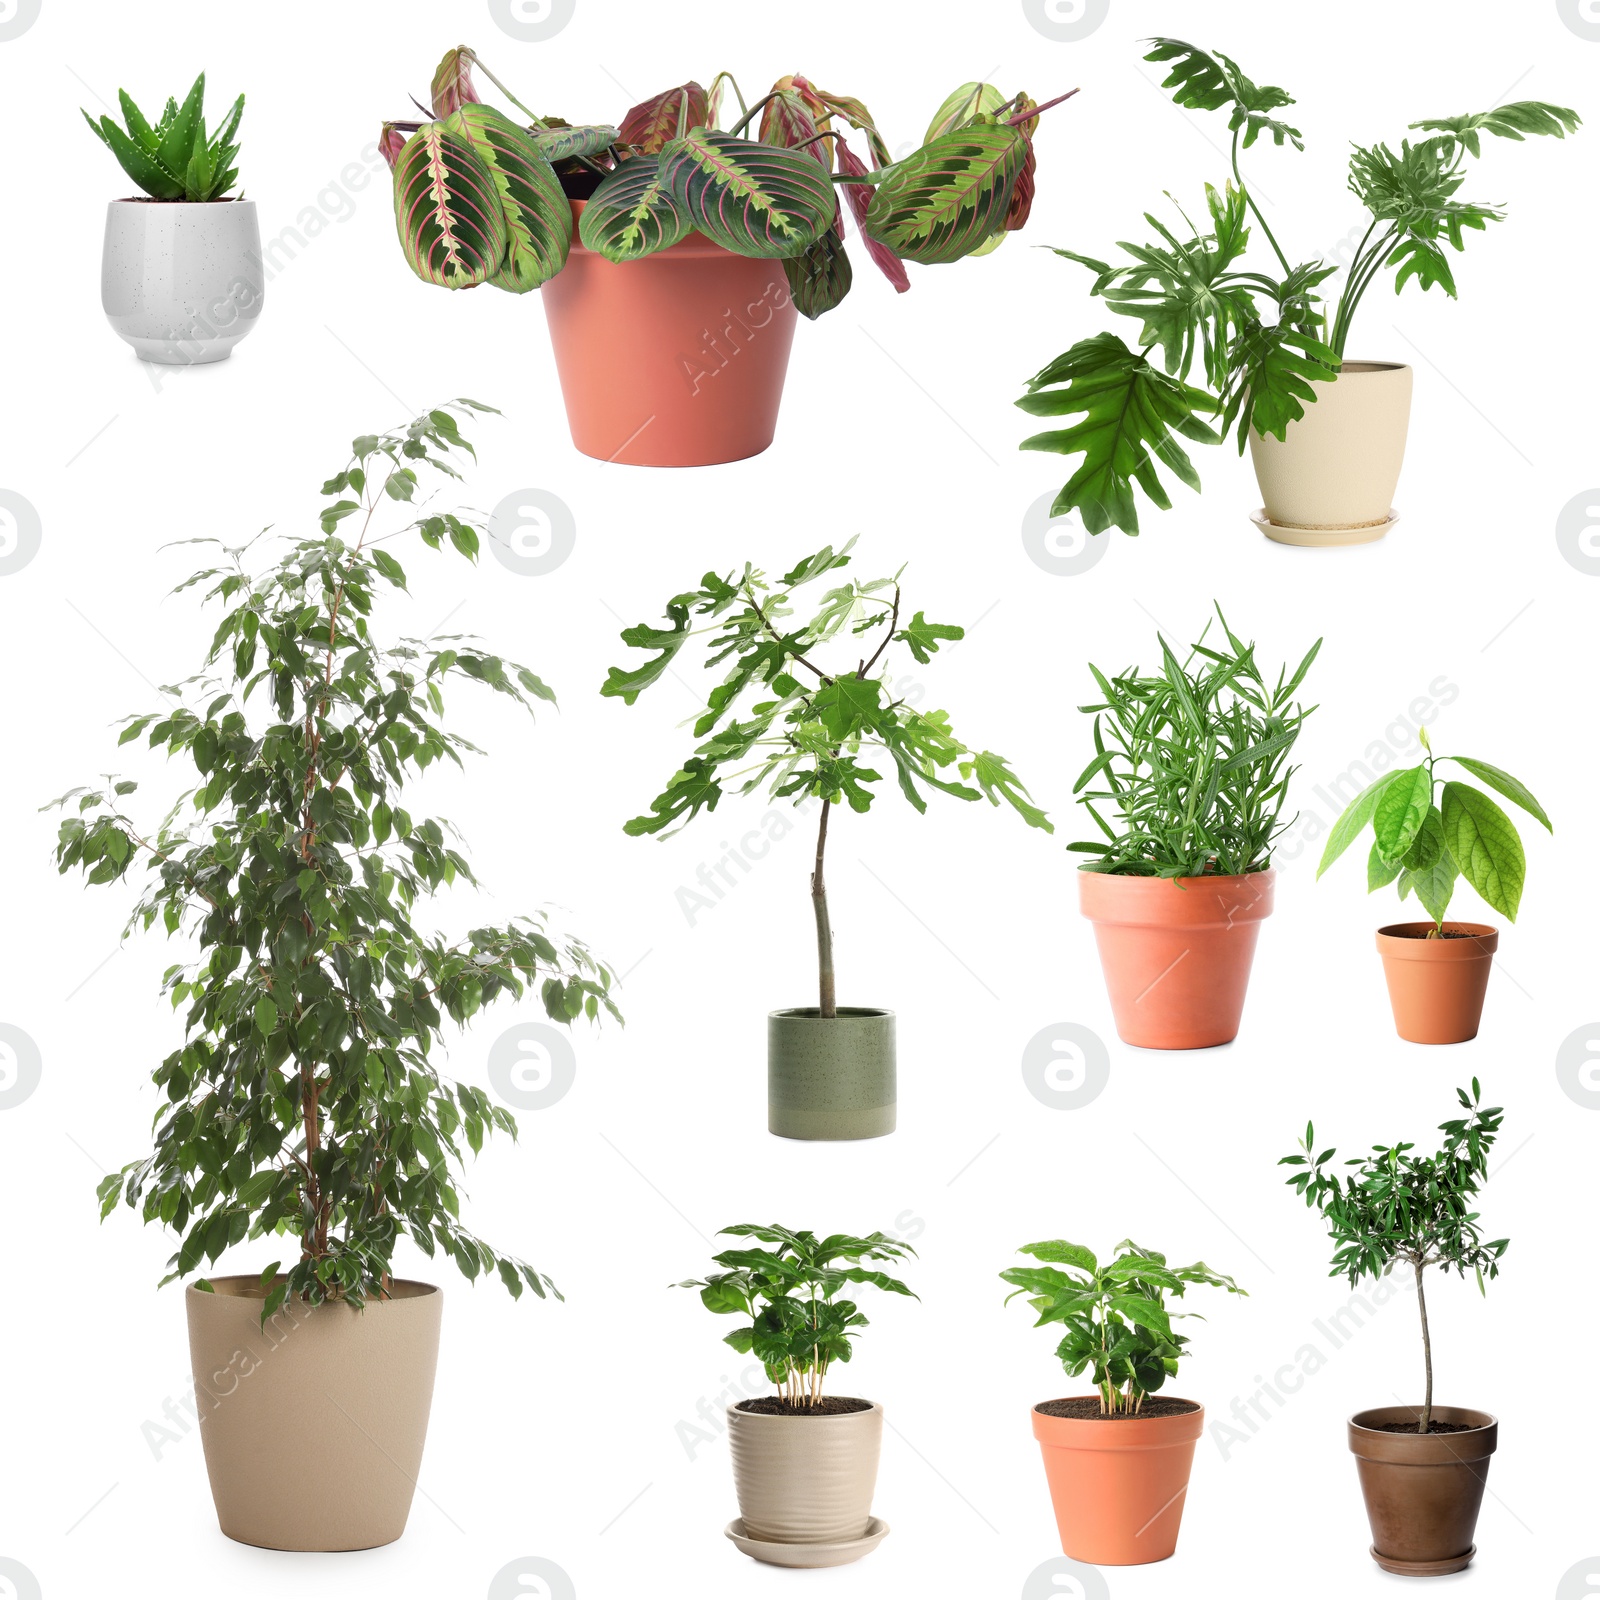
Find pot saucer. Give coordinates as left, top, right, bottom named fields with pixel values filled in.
left=724, top=1516, right=890, bottom=1567
left=1251, top=508, right=1399, bottom=547
left=1371, top=1543, right=1474, bottom=1576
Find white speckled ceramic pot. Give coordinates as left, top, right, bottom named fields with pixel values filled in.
left=101, top=199, right=263, bottom=364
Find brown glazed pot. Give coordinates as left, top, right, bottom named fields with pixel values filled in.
left=1079, top=869, right=1274, bottom=1049
left=1376, top=922, right=1498, bottom=1044
left=186, top=1277, right=442, bottom=1550
left=1348, top=1406, right=1498, bottom=1575
left=726, top=1400, right=883, bottom=1564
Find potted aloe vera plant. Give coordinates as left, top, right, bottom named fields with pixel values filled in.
left=677, top=1224, right=915, bottom=1567
left=1316, top=726, right=1549, bottom=1043
left=1069, top=607, right=1319, bottom=1048
left=1002, top=1239, right=1244, bottom=1565
left=45, top=403, right=618, bottom=1552
left=380, top=47, right=1074, bottom=465
left=604, top=540, right=1051, bottom=1137
left=83, top=71, right=263, bottom=363
left=1283, top=1083, right=1508, bottom=1576
left=1019, top=37, right=1578, bottom=542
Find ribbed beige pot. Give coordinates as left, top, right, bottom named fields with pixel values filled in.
left=186, top=1277, right=442, bottom=1550
left=727, top=1401, right=882, bottom=1547
left=1249, top=361, right=1412, bottom=544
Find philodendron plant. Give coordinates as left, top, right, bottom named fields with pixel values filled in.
left=1002, top=1239, right=1245, bottom=1414
left=1282, top=1082, right=1508, bottom=1433
left=677, top=1224, right=916, bottom=1410
left=604, top=539, right=1052, bottom=1016
left=380, top=45, right=1073, bottom=315
left=46, top=403, right=618, bottom=1319
left=83, top=72, right=245, bottom=202
left=1019, top=37, right=1578, bottom=532
left=1316, top=728, right=1550, bottom=928
left=1071, top=607, right=1319, bottom=876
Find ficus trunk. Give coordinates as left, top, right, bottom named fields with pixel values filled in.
left=812, top=798, right=836, bottom=1019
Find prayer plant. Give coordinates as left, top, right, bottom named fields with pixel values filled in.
left=46, top=403, right=618, bottom=1318
left=1019, top=37, right=1578, bottom=533
left=380, top=46, right=1075, bottom=316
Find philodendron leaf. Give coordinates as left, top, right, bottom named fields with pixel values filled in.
left=1372, top=764, right=1433, bottom=861
left=1441, top=781, right=1526, bottom=919
left=619, top=82, right=710, bottom=154
left=864, top=121, right=1028, bottom=264
left=1317, top=769, right=1402, bottom=876
left=580, top=155, right=691, bottom=261
left=666, top=130, right=837, bottom=258
left=1450, top=758, right=1551, bottom=831
left=392, top=121, right=509, bottom=288
left=447, top=104, right=570, bottom=293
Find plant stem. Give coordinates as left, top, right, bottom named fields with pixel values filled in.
left=1230, top=126, right=1291, bottom=277
left=1415, top=1257, right=1434, bottom=1433
left=812, top=800, right=836, bottom=1019
left=1005, top=87, right=1080, bottom=126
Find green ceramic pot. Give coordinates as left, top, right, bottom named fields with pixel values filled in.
left=767, top=1007, right=896, bottom=1142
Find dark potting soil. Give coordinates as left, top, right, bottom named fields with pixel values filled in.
left=1389, top=928, right=1478, bottom=940
left=737, top=1396, right=874, bottom=1418
left=1036, top=1397, right=1200, bottom=1421
left=558, top=167, right=607, bottom=201
left=1370, top=1420, right=1483, bottom=1435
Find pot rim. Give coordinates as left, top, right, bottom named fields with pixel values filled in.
left=1376, top=921, right=1498, bottom=956
left=187, top=1274, right=440, bottom=1302
left=1331, top=359, right=1410, bottom=374
left=768, top=1006, right=894, bottom=1022
left=107, top=196, right=256, bottom=209
left=1348, top=1405, right=1496, bottom=1435
left=727, top=1398, right=882, bottom=1423
left=1347, top=1405, right=1498, bottom=1463
left=1076, top=865, right=1274, bottom=886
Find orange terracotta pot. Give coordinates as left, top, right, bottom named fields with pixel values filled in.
left=1375, top=922, right=1498, bottom=1044
left=1031, top=1399, right=1205, bottom=1565
left=539, top=200, right=799, bottom=467
left=1078, top=869, right=1274, bottom=1049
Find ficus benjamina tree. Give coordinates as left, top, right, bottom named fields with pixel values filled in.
left=1070, top=606, right=1319, bottom=877
left=1001, top=1240, right=1245, bottom=1415
left=1282, top=1082, right=1508, bottom=1434
left=380, top=45, right=1074, bottom=316
left=676, top=1224, right=917, bottom=1409
left=45, top=402, right=619, bottom=1319
left=1316, top=726, right=1550, bottom=930
left=1019, top=36, right=1579, bottom=533
left=602, top=539, right=1052, bottom=1018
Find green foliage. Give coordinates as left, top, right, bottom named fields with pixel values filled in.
left=1001, top=1239, right=1244, bottom=1414
left=1070, top=606, right=1319, bottom=877
left=1317, top=726, right=1549, bottom=926
left=383, top=50, right=1068, bottom=312
left=47, top=403, right=619, bottom=1316
left=83, top=72, right=244, bottom=202
left=1022, top=36, right=1578, bottom=534
left=677, top=1224, right=916, bottom=1406
left=1281, top=1082, right=1508, bottom=1431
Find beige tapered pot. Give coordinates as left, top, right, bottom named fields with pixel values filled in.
left=726, top=1401, right=885, bottom=1566
left=1249, top=361, right=1412, bottom=545
left=186, top=1277, right=442, bottom=1551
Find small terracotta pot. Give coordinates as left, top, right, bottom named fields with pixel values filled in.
left=1078, top=869, right=1274, bottom=1049
left=1376, top=922, right=1498, bottom=1044
left=186, top=1276, right=441, bottom=1550
left=726, top=1401, right=883, bottom=1562
left=1032, top=1399, right=1204, bottom=1565
left=1349, top=1406, right=1497, bottom=1576
left=768, top=1007, right=895, bottom=1141
left=1249, top=360, right=1412, bottom=543
left=539, top=200, right=798, bottom=466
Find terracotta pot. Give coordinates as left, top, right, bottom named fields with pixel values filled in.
left=1032, top=1399, right=1204, bottom=1565
left=539, top=200, right=798, bottom=466
left=1376, top=922, right=1498, bottom=1044
left=1249, top=361, right=1412, bottom=545
left=768, top=1007, right=895, bottom=1141
left=186, top=1276, right=442, bottom=1550
left=726, top=1401, right=884, bottom=1566
left=1349, top=1406, right=1497, bottom=1576
left=1078, top=869, right=1274, bottom=1049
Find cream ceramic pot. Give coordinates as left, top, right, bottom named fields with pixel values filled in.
left=101, top=199, right=263, bottom=364
left=1249, top=361, right=1412, bottom=544
left=186, top=1276, right=441, bottom=1550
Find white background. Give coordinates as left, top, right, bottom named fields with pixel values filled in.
left=2, top=2, right=1597, bottom=1597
